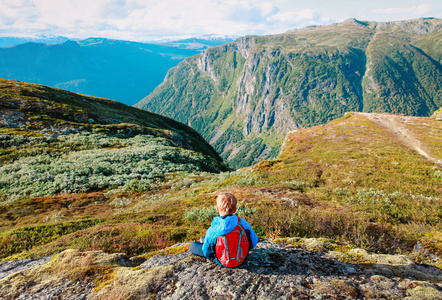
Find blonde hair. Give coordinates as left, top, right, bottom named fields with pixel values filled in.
left=216, top=192, right=237, bottom=216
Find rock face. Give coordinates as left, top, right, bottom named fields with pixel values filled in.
left=1, top=239, right=441, bottom=299
left=136, top=18, right=442, bottom=168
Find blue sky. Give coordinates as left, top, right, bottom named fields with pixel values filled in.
left=0, top=0, right=440, bottom=41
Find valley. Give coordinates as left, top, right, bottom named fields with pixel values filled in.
left=0, top=18, right=441, bottom=299
left=0, top=37, right=234, bottom=106
left=137, top=18, right=442, bottom=168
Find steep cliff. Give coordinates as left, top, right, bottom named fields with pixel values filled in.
left=136, top=18, right=442, bottom=168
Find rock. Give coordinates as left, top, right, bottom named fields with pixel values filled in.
left=405, top=283, right=442, bottom=300
left=1, top=239, right=442, bottom=299
left=350, top=248, right=442, bottom=281
left=370, top=275, right=396, bottom=290
left=0, top=256, right=53, bottom=280
left=414, top=242, right=441, bottom=261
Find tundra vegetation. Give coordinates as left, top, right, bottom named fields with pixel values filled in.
left=1, top=79, right=441, bottom=277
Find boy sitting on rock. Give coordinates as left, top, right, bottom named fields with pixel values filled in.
left=190, top=192, right=258, bottom=267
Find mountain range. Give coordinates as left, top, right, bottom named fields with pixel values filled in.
left=159, top=34, right=240, bottom=50
left=0, top=36, right=236, bottom=106
left=0, top=34, right=70, bottom=47
left=136, top=17, right=442, bottom=168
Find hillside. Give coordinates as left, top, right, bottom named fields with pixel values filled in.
left=137, top=18, right=442, bottom=168
left=0, top=78, right=227, bottom=204
left=0, top=38, right=200, bottom=106
left=0, top=111, right=440, bottom=299
left=434, top=107, right=442, bottom=120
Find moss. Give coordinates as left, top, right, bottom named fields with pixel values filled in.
left=137, top=244, right=190, bottom=261
left=94, top=268, right=117, bottom=292
left=406, top=284, right=442, bottom=300
left=329, top=279, right=361, bottom=298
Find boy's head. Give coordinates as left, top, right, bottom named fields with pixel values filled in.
left=216, top=192, right=237, bottom=216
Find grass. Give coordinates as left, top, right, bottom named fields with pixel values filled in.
left=0, top=112, right=441, bottom=271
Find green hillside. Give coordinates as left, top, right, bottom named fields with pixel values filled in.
left=136, top=18, right=442, bottom=168
left=1, top=111, right=440, bottom=273
left=0, top=78, right=227, bottom=203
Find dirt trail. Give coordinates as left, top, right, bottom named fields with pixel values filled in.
left=356, top=112, right=442, bottom=166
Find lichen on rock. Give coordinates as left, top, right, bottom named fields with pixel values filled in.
left=1, top=239, right=441, bottom=299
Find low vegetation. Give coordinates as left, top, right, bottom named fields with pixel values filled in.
left=1, top=111, right=440, bottom=273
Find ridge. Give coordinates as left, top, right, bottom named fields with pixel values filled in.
left=136, top=18, right=441, bottom=168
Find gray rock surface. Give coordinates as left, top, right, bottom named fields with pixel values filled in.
left=1, top=240, right=441, bottom=299
left=137, top=239, right=442, bottom=299
left=0, top=256, right=53, bottom=280
left=15, top=280, right=94, bottom=300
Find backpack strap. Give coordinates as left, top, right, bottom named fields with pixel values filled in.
left=235, top=216, right=247, bottom=261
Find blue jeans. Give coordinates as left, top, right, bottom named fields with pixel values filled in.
left=190, top=241, right=205, bottom=257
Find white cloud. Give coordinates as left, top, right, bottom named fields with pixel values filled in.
left=266, top=8, right=331, bottom=32
left=0, top=0, right=439, bottom=40
left=0, top=0, right=331, bottom=39
left=373, top=4, right=432, bottom=15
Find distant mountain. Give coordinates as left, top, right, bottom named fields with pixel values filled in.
left=0, top=78, right=227, bottom=202
left=136, top=18, right=442, bottom=168
left=0, top=35, right=70, bottom=47
left=159, top=34, right=239, bottom=50
left=0, top=35, right=239, bottom=106
left=0, top=38, right=201, bottom=105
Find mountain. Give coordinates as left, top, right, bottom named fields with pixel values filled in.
left=0, top=78, right=227, bottom=203
left=0, top=35, right=70, bottom=47
left=136, top=18, right=442, bottom=169
left=1, top=111, right=440, bottom=298
left=159, top=34, right=239, bottom=50
left=0, top=38, right=200, bottom=106
left=0, top=35, right=240, bottom=106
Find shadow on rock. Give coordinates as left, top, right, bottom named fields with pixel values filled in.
left=240, top=243, right=360, bottom=277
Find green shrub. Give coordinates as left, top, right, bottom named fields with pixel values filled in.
left=0, top=134, right=221, bottom=203
left=0, top=218, right=101, bottom=259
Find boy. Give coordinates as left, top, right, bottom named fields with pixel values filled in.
left=190, top=192, right=259, bottom=267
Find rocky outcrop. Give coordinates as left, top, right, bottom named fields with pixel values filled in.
left=1, top=239, right=441, bottom=299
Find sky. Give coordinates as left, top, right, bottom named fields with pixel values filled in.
left=0, top=0, right=440, bottom=41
